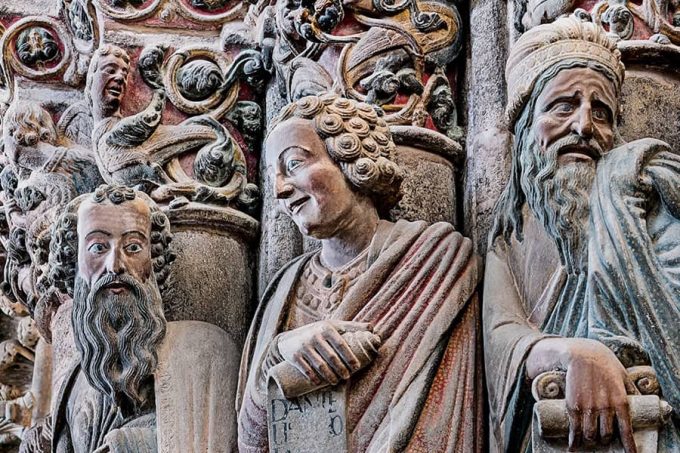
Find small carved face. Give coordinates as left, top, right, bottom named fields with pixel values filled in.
left=277, top=0, right=304, bottom=41
left=16, top=28, right=60, bottom=67
left=76, top=198, right=152, bottom=295
left=91, top=52, right=130, bottom=117
left=266, top=118, right=360, bottom=239
left=532, top=67, right=617, bottom=167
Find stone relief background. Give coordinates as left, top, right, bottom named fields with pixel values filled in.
left=0, top=0, right=676, bottom=450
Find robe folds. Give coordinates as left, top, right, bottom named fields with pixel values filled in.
left=484, top=138, right=680, bottom=452
left=238, top=219, right=484, bottom=452
left=52, top=321, right=238, bottom=453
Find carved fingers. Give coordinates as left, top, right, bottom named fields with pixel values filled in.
left=616, top=399, right=637, bottom=453
left=565, top=345, right=638, bottom=453
left=278, top=320, right=375, bottom=387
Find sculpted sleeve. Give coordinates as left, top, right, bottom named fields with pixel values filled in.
left=483, top=245, right=550, bottom=452
left=587, top=139, right=680, bottom=425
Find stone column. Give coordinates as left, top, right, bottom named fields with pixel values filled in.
left=464, top=0, right=512, bottom=255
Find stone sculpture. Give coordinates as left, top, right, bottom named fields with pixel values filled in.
left=40, top=185, right=238, bottom=452
left=484, top=15, right=680, bottom=452
left=87, top=43, right=260, bottom=208
left=238, top=94, right=483, bottom=452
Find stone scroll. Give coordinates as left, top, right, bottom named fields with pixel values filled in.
left=267, top=382, right=348, bottom=453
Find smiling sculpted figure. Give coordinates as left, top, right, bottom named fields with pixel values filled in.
left=45, top=185, right=238, bottom=452
left=238, top=93, right=483, bottom=452
left=485, top=15, right=680, bottom=453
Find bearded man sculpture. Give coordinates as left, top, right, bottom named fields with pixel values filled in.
left=485, top=15, right=680, bottom=453
left=46, top=185, right=239, bottom=452
left=238, top=93, right=483, bottom=452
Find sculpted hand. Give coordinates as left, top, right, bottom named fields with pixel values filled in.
left=528, top=337, right=637, bottom=453
left=277, top=320, right=374, bottom=386
left=564, top=341, right=637, bottom=453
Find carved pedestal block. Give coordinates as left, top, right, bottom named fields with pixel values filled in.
left=618, top=43, right=680, bottom=151
left=165, top=203, right=258, bottom=349
left=391, top=126, right=463, bottom=226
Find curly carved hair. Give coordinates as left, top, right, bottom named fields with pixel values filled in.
left=269, top=93, right=404, bottom=216
left=3, top=100, right=57, bottom=147
left=44, top=185, right=175, bottom=298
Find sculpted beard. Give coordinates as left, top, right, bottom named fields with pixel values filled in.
left=72, top=272, right=166, bottom=413
left=519, top=131, right=600, bottom=273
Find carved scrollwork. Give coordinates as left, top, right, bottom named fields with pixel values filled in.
left=93, top=0, right=248, bottom=23
left=0, top=17, right=72, bottom=81
left=317, top=0, right=461, bottom=125
left=0, top=24, right=11, bottom=105
left=532, top=366, right=662, bottom=403
left=151, top=45, right=267, bottom=118
left=517, top=0, right=680, bottom=44
left=627, top=366, right=661, bottom=395
left=175, top=0, right=248, bottom=23
left=92, top=0, right=164, bottom=21
left=163, top=46, right=238, bottom=117
left=531, top=370, right=566, bottom=401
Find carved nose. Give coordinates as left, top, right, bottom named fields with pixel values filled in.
left=573, top=108, right=594, bottom=138
left=105, top=249, right=126, bottom=275
left=275, top=177, right=294, bottom=199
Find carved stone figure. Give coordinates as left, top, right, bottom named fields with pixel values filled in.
left=238, top=94, right=483, bottom=452
left=43, top=185, right=238, bottom=452
left=485, top=15, right=680, bottom=452
left=87, top=43, right=257, bottom=208
left=1, top=100, right=102, bottom=334
left=2, top=101, right=101, bottom=190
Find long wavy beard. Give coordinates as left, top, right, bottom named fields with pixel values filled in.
left=519, top=132, right=599, bottom=273
left=72, top=273, right=166, bottom=415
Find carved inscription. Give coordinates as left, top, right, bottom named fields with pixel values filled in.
left=267, top=380, right=348, bottom=453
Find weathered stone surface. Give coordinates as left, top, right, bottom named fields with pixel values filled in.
left=618, top=44, right=680, bottom=151
left=164, top=203, right=257, bottom=348
left=0, top=0, right=678, bottom=450
left=485, top=15, right=680, bottom=453
left=239, top=94, right=483, bottom=453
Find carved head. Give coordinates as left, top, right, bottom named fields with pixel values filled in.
left=85, top=44, right=130, bottom=122
left=492, top=16, right=625, bottom=270
left=2, top=101, right=58, bottom=172
left=266, top=94, right=403, bottom=238
left=48, top=185, right=174, bottom=413
left=276, top=0, right=305, bottom=44
left=16, top=27, right=60, bottom=67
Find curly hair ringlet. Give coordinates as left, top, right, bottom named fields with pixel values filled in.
left=268, top=93, right=405, bottom=217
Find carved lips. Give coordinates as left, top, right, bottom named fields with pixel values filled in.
left=105, top=82, right=124, bottom=103
left=557, top=143, right=601, bottom=165
left=103, top=279, right=132, bottom=295
left=287, top=195, right=310, bottom=215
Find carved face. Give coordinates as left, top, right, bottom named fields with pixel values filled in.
left=266, top=118, right=365, bottom=239
left=276, top=0, right=304, bottom=43
left=76, top=197, right=152, bottom=293
left=72, top=196, right=165, bottom=413
left=531, top=67, right=617, bottom=167
left=90, top=52, right=129, bottom=119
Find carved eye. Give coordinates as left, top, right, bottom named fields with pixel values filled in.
left=592, top=107, right=610, bottom=122
left=125, top=243, right=143, bottom=254
left=88, top=243, right=107, bottom=254
left=552, top=102, right=575, bottom=115
left=286, top=159, right=302, bottom=173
